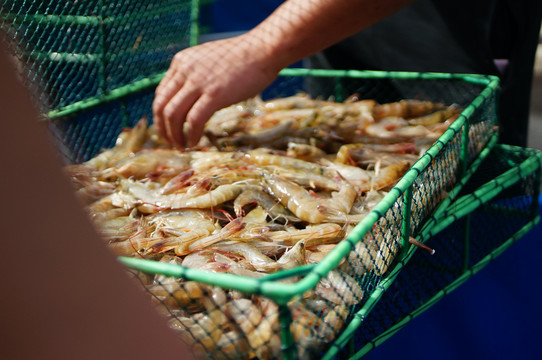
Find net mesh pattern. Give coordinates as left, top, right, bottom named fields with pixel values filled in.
left=410, top=128, right=462, bottom=234
left=344, top=145, right=541, bottom=358
left=1, top=0, right=193, bottom=112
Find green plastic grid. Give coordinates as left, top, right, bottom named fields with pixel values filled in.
left=0, top=0, right=200, bottom=115
left=330, top=144, right=542, bottom=359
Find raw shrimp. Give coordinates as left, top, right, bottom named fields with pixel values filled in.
left=161, top=169, right=195, bottom=194
left=125, top=178, right=250, bottom=210
left=277, top=241, right=306, bottom=269
left=203, top=101, right=255, bottom=138
left=213, top=331, right=252, bottom=360
left=119, top=178, right=173, bottom=208
left=340, top=241, right=381, bottom=277
left=319, top=98, right=376, bottom=122
left=171, top=183, right=250, bottom=209
left=263, top=172, right=357, bottom=223
left=260, top=93, right=324, bottom=111
left=197, top=167, right=263, bottom=187
left=169, top=312, right=227, bottom=355
left=188, top=151, right=242, bottom=171
left=204, top=297, right=279, bottom=359
left=211, top=241, right=280, bottom=272
left=373, top=99, right=445, bottom=120
left=290, top=302, right=322, bottom=342
left=371, top=160, right=411, bottom=190
left=90, top=204, right=132, bottom=225
left=62, top=92, right=467, bottom=360
left=224, top=299, right=262, bottom=345
left=364, top=116, right=409, bottom=139
left=149, top=210, right=216, bottom=237
left=306, top=244, right=338, bottom=264
left=84, top=117, right=148, bottom=170
left=64, top=164, right=117, bottom=204
left=407, top=104, right=461, bottom=126
left=317, top=304, right=349, bottom=342
left=359, top=189, right=388, bottom=212
left=286, top=142, right=326, bottom=160
left=73, top=180, right=117, bottom=204
left=249, top=311, right=281, bottom=360
left=290, top=302, right=330, bottom=359
left=108, top=234, right=167, bottom=256
left=320, top=159, right=371, bottom=193
left=392, top=124, right=440, bottom=139
left=220, top=118, right=295, bottom=148
left=233, top=187, right=298, bottom=222
left=323, top=159, right=410, bottom=193
left=181, top=250, right=241, bottom=274
left=95, top=215, right=139, bottom=241
left=148, top=219, right=217, bottom=254
left=335, top=142, right=417, bottom=165
left=262, top=173, right=323, bottom=223
left=263, top=223, right=344, bottom=247
left=264, top=165, right=339, bottom=191
left=179, top=218, right=245, bottom=255
left=244, top=150, right=325, bottom=174
left=153, top=255, right=184, bottom=285
left=315, top=270, right=363, bottom=306
left=249, top=239, right=289, bottom=258
left=112, top=148, right=191, bottom=179
left=149, top=281, right=206, bottom=315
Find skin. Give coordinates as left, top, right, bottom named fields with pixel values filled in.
left=0, top=39, right=195, bottom=360
left=153, top=0, right=415, bottom=148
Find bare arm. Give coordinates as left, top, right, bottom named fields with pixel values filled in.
left=153, top=0, right=414, bottom=148
left=250, top=0, right=415, bottom=72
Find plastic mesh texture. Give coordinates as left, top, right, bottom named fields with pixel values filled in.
left=0, top=0, right=194, bottom=111
left=0, top=0, right=196, bottom=164
left=343, top=145, right=541, bottom=358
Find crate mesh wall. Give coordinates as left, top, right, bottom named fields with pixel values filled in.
left=341, top=145, right=541, bottom=358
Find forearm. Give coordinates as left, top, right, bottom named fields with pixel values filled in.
left=153, top=0, right=416, bottom=148
left=248, top=0, right=415, bottom=73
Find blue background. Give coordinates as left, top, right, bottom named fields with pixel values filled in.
left=199, top=2, right=542, bottom=358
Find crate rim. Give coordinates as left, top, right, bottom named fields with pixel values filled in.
left=44, top=68, right=499, bottom=120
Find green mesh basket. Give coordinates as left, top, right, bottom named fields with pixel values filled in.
left=2, top=1, right=540, bottom=359
left=115, top=69, right=502, bottom=360
left=1, top=0, right=200, bottom=164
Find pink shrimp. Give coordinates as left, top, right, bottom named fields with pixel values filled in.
left=373, top=99, right=445, bottom=120
left=177, top=218, right=245, bottom=255
left=263, top=172, right=356, bottom=223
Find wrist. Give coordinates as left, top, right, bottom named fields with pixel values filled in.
left=237, top=30, right=289, bottom=77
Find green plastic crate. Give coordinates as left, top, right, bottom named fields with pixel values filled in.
left=112, top=70, right=500, bottom=359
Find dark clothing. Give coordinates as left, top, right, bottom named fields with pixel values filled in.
left=307, top=0, right=542, bottom=146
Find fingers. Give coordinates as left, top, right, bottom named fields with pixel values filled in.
left=162, top=84, right=200, bottom=148
left=153, top=68, right=184, bottom=142
left=185, top=93, right=219, bottom=147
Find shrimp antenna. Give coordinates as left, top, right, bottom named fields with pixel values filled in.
left=409, top=236, right=436, bottom=255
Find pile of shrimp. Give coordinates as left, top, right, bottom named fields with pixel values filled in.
left=65, top=94, right=461, bottom=359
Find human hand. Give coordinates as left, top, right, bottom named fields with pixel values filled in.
left=153, top=0, right=414, bottom=148
left=152, top=34, right=281, bottom=148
